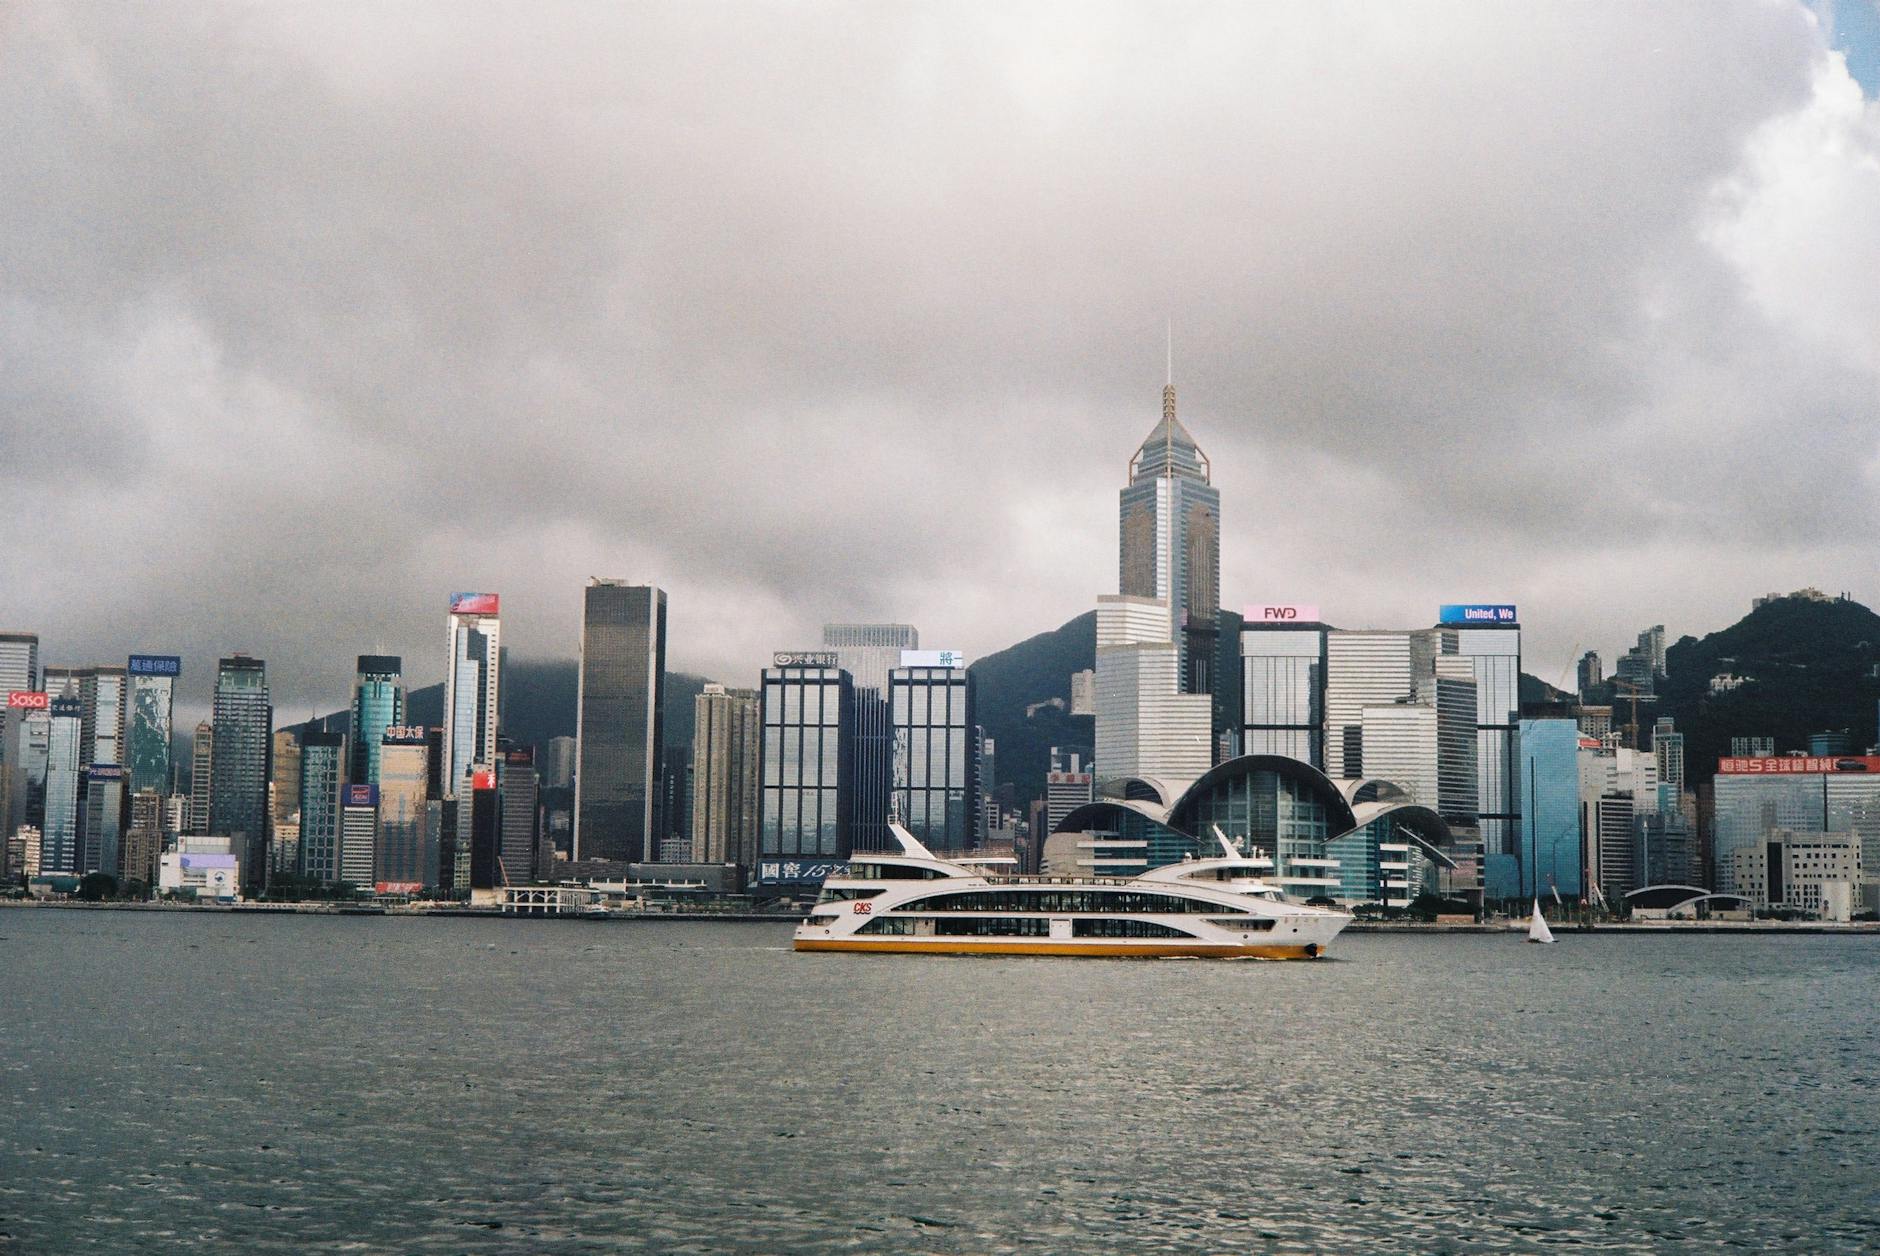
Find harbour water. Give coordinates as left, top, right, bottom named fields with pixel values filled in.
left=2, top=912, right=1875, bottom=1253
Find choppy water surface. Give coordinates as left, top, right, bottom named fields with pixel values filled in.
left=1, top=913, right=1875, bottom=1253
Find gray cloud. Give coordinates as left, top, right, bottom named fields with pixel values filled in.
left=3, top=1, right=1876, bottom=712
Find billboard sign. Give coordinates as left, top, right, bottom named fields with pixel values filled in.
left=6, top=691, right=49, bottom=710
left=449, top=592, right=501, bottom=616
left=127, top=654, right=182, bottom=677
left=50, top=697, right=82, bottom=718
left=772, top=651, right=839, bottom=668
left=470, top=768, right=496, bottom=791
left=1438, top=604, right=1518, bottom=625
left=344, top=784, right=380, bottom=808
left=87, top=764, right=124, bottom=780
left=1246, top=604, right=1321, bottom=623
left=754, top=859, right=849, bottom=885
left=375, top=881, right=424, bottom=895
left=1718, top=755, right=1880, bottom=775
left=898, top=649, right=966, bottom=669
left=382, top=725, right=429, bottom=744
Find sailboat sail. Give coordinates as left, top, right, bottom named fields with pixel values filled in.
left=1527, top=900, right=1556, bottom=944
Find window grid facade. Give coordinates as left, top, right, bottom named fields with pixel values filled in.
left=889, top=666, right=977, bottom=853
left=760, top=666, right=854, bottom=863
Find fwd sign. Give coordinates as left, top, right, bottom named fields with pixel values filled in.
left=1248, top=604, right=1319, bottom=623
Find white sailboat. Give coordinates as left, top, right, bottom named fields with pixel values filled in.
left=1526, top=899, right=1556, bottom=944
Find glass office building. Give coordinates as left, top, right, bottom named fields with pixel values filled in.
left=498, top=746, right=538, bottom=886
left=1119, top=383, right=1220, bottom=697
left=297, top=729, right=345, bottom=883
left=443, top=594, right=502, bottom=800
left=126, top=655, right=180, bottom=796
left=1444, top=622, right=1522, bottom=864
left=822, top=623, right=918, bottom=854
left=574, top=581, right=665, bottom=863
left=349, top=656, right=405, bottom=787
left=1240, top=618, right=1327, bottom=768
left=209, top=655, right=272, bottom=892
left=43, top=697, right=83, bottom=874
left=889, top=661, right=977, bottom=852
left=377, top=729, right=432, bottom=887
left=1518, top=718, right=1583, bottom=898
left=757, top=659, right=854, bottom=883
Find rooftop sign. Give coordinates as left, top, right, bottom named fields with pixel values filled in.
left=449, top=592, right=500, bottom=615
left=6, top=691, right=49, bottom=710
left=1246, top=604, right=1321, bottom=623
left=128, top=655, right=181, bottom=677
left=1439, top=604, right=1518, bottom=625
left=899, top=650, right=966, bottom=669
left=773, top=651, right=839, bottom=669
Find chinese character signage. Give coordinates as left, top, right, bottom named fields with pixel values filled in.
left=1717, top=756, right=1880, bottom=775
left=754, top=859, right=850, bottom=885
left=127, top=654, right=182, bottom=677
left=772, top=652, right=839, bottom=668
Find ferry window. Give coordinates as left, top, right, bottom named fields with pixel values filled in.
left=901, top=889, right=1243, bottom=914
left=857, top=917, right=919, bottom=935
left=1072, top=919, right=1193, bottom=939
left=815, top=886, right=882, bottom=903
left=932, top=917, right=1051, bottom=937
left=844, top=863, right=948, bottom=880
left=1207, top=917, right=1276, bottom=931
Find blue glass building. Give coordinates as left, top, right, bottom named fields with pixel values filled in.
left=349, top=655, right=405, bottom=787
left=1518, top=718, right=1583, bottom=899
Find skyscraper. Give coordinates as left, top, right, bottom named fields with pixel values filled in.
left=1118, top=378, right=1219, bottom=696
left=756, top=656, right=854, bottom=884
left=1439, top=610, right=1522, bottom=866
left=377, top=726, right=432, bottom=888
left=821, top=623, right=918, bottom=853
left=497, top=745, right=539, bottom=885
left=42, top=695, right=83, bottom=874
left=297, top=729, right=345, bottom=883
left=339, top=783, right=379, bottom=888
left=126, top=654, right=180, bottom=796
left=889, top=655, right=977, bottom=852
left=691, top=683, right=760, bottom=867
left=1519, top=718, right=1584, bottom=899
left=188, top=720, right=214, bottom=834
left=349, top=655, right=405, bottom=787
left=0, top=632, right=39, bottom=693
left=208, top=655, right=272, bottom=891
left=574, top=580, right=665, bottom=863
left=443, top=593, right=502, bottom=799
left=1240, top=607, right=1329, bottom=767
left=1094, top=595, right=1212, bottom=781
left=1322, top=630, right=1441, bottom=778
left=1576, top=650, right=1603, bottom=700
left=270, top=729, right=301, bottom=830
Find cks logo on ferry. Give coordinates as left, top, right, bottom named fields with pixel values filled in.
left=852, top=900, right=872, bottom=914
left=7, top=691, right=49, bottom=710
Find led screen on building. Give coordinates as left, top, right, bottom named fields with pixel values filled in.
left=449, top=592, right=501, bottom=616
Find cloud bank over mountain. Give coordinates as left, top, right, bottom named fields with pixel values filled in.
left=3, top=2, right=1877, bottom=707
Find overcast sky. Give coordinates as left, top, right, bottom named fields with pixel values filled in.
left=4, top=1, right=1878, bottom=714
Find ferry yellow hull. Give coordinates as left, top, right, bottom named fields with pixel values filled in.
left=794, top=937, right=1328, bottom=959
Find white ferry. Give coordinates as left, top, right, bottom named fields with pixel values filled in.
left=795, top=823, right=1350, bottom=959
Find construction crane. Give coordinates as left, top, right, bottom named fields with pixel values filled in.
left=1555, top=643, right=1583, bottom=699
left=1611, top=678, right=1650, bottom=750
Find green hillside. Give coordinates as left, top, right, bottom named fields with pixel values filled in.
left=1657, top=594, right=1880, bottom=783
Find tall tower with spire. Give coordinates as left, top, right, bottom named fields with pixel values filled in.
left=1118, top=362, right=1220, bottom=696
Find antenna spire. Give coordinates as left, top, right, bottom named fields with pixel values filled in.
left=1165, top=317, right=1173, bottom=386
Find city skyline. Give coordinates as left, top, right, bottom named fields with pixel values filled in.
left=3, top=5, right=1878, bottom=715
